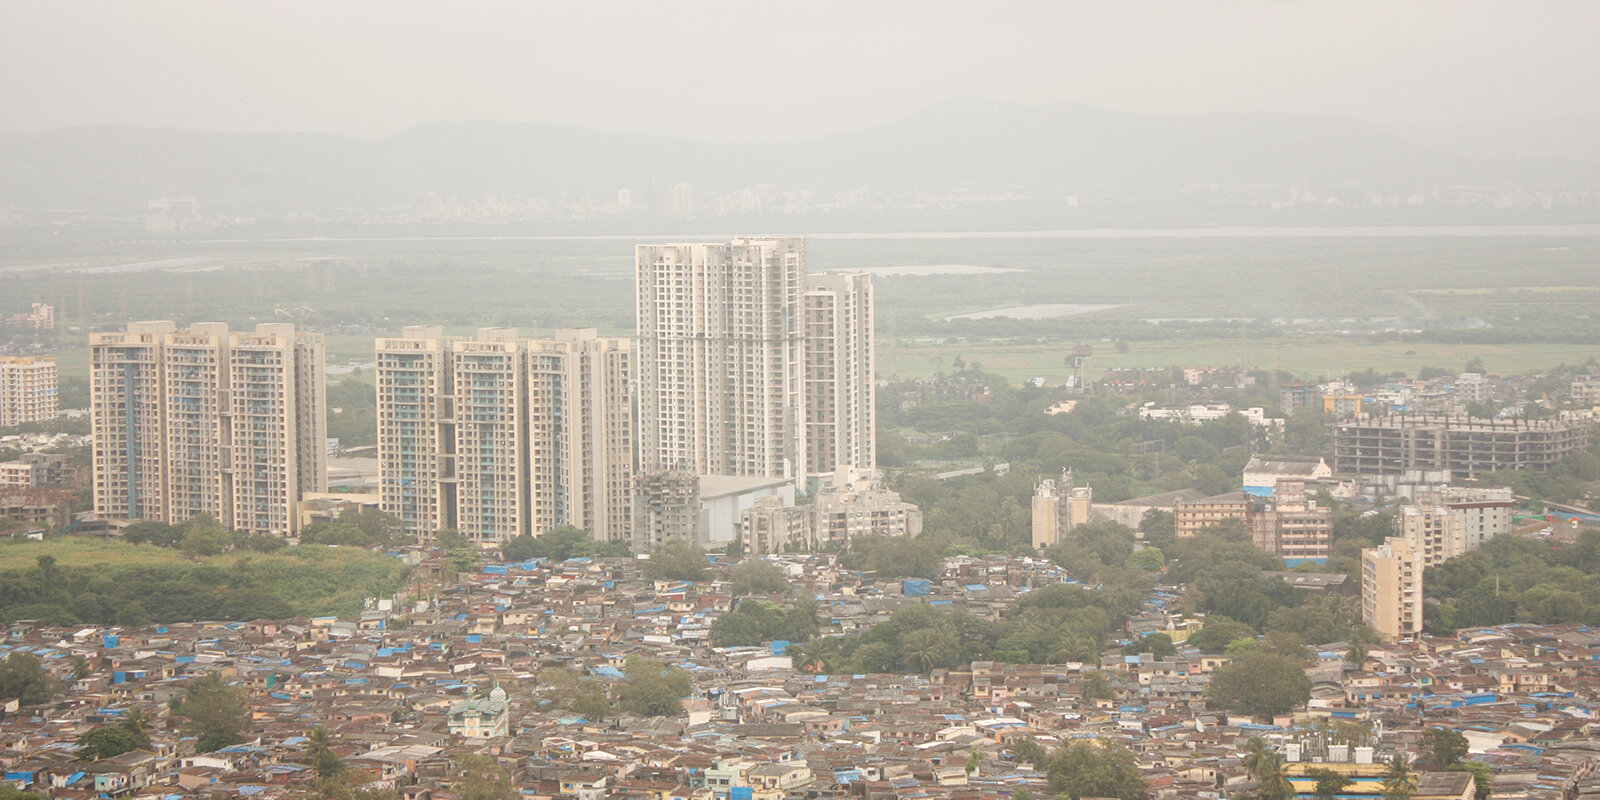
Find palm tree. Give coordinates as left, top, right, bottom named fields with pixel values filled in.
left=903, top=629, right=947, bottom=674
left=305, top=726, right=343, bottom=778
left=1308, top=768, right=1353, bottom=800
left=1052, top=632, right=1099, bottom=663
left=1380, top=753, right=1416, bottom=800
left=1256, top=753, right=1294, bottom=800
left=793, top=638, right=839, bottom=674
left=120, top=706, right=149, bottom=739
left=1242, top=736, right=1274, bottom=780
left=1345, top=639, right=1368, bottom=668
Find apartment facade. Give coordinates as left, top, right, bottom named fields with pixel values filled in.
left=0, top=356, right=60, bottom=427
left=526, top=330, right=634, bottom=543
left=375, top=326, right=455, bottom=536
left=376, top=327, right=633, bottom=546
left=451, top=329, right=527, bottom=544
left=90, top=321, right=326, bottom=535
left=803, top=272, right=875, bottom=477
left=1249, top=481, right=1333, bottom=565
left=1176, top=481, right=1332, bottom=563
left=1398, top=486, right=1515, bottom=567
left=632, top=471, right=701, bottom=553
left=1362, top=537, right=1424, bottom=643
left=1031, top=472, right=1093, bottom=550
left=635, top=237, right=806, bottom=480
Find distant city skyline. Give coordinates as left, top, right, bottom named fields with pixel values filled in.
left=2, top=1, right=1597, bottom=143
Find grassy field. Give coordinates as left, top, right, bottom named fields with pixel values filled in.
left=0, top=535, right=395, bottom=573
left=879, top=338, right=1600, bottom=385
left=42, top=333, right=1600, bottom=391
left=0, top=537, right=411, bottom=620
left=0, top=537, right=193, bottom=571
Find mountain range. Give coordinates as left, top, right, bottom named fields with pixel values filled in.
left=2, top=98, right=1595, bottom=217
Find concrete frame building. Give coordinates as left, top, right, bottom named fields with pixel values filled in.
left=1173, top=491, right=1254, bottom=540
left=803, top=272, right=875, bottom=477
left=635, top=237, right=806, bottom=481
left=632, top=471, right=702, bottom=553
left=376, top=327, right=633, bottom=546
left=91, top=322, right=171, bottom=522
left=1362, top=537, right=1424, bottom=643
left=1397, top=505, right=1465, bottom=569
left=90, top=321, right=326, bottom=536
left=1334, top=414, right=1589, bottom=478
left=0, top=356, right=60, bottom=427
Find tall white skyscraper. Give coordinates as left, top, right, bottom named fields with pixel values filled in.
left=375, top=326, right=454, bottom=537
left=450, top=329, right=526, bottom=544
left=91, top=321, right=326, bottom=536
left=527, top=329, right=634, bottom=544
left=636, top=237, right=806, bottom=480
left=804, top=272, right=875, bottom=476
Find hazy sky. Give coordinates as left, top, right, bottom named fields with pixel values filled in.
left=2, top=0, right=1596, bottom=142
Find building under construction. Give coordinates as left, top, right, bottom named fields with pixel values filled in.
left=1334, top=414, right=1590, bottom=478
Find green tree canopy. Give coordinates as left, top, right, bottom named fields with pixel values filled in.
left=538, top=668, right=613, bottom=721
left=1124, top=632, right=1176, bottom=659
left=1306, top=767, right=1353, bottom=800
left=175, top=673, right=250, bottom=752
left=178, top=515, right=230, bottom=557
left=1037, top=740, right=1148, bottom=800
left=709, top=598, right=817, bottom=647
left=1205, top=651, right=1311, bottom=718
left=614, top=655, right=691, bottom=717
left=1418, top=727, right=1469, bottom=770
left=1380, top=753, right=1416, bottom=800
left=451, top=754, right=518, bottom=800
left=77, top=726, right=148, bottom=761
left=0, top=652, right=59, bottom=706
left=1186, top=617, right=1258, bottom=654
left=502, top=526, right=628, bottom=562
left=642, top=541, right=708, bottom=582
left=306, top=726, right=344, bottom=778
left=1081, top=670, right=1116, bottom=701
left=729, top=559, right=791, bottom=596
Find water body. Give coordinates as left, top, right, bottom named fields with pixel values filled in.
left=945, top=303, right=1123, bottom=320
left=195, top=224, right=1600, bottom=245
left=853, top=265, right=1023, bottom=276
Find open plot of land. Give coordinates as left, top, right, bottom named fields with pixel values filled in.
left=878, top=338, right=1600, bottom=385
left=0, top=538, right=193, bottom=571
left=7, top=230, right=1598, bottom=392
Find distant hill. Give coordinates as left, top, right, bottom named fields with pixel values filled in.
left=2, top=99, right=1595, bottom=217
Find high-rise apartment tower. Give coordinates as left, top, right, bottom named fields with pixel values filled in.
left=0, top=357, right=60, bottom=427
left=90, top=322, right=326, bottom=535
left=636, top=237, right=806, bottom=480
left=376, top=327, right=632, bottom=546
left=804, top=272, right=875, bottom=476
left=1362, top=537, right=1424, bottom=643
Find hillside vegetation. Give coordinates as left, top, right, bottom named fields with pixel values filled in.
left=0, top=539, right=410, bottom=625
